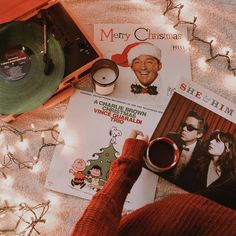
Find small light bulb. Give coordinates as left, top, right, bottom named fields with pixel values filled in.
left=220, top=47, right=233, bottom=55
left=41, top=132, right=45, bottom=138
left=7, top=145, right=16, bottom=154
left=41, top=132, right=45, bottom=144
left=165, top=24, right=178, bottom=34
left=197, top=57, right=209, bottom=71
left=0, top=133, right=5, bottom=144
left=30, top=162, right=42, bottom=174
left=223, top=75, right=236, bottom=89
left=16, top=139, right=29, bottom=151
left=207, top=36, right=217, bottom=46
left=27, top=162, right=34, bottom=169
left=31, top=123, right=35, bottom=129
left=0, top=213, right=6, bottom=218
left=179, top=37, right=190, bottom=49
left=55, top=119, right=66, bottom=130
left=45, top=192, right=60, bottom=206
left=1, top=175, right=14, bottom=187
left=130, top=0, right=145, bottom=3
left=62, top=130, right=80, bottom=147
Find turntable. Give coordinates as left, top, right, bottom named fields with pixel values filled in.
left=0, top=0, right=103, bottom=122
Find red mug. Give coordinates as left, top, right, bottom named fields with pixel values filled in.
left=144, top=137, right=180, bottom=172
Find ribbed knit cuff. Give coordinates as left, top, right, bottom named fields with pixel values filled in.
left=120, top=138, right=148, bottom=163
left=108, top=138, right=148, bottom=182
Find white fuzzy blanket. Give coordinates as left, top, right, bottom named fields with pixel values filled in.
left=0, top=0, right=235, bottom=235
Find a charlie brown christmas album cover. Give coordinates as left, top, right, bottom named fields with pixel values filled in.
left=94, top=24, right=192, bottom=110
left=45, top=90, right=163, bottom=210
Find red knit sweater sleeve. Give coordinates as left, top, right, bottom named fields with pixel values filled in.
left=69, top=138, right=148, bottom=236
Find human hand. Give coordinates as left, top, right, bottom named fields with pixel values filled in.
left=128, top=130, right=149, bottom=143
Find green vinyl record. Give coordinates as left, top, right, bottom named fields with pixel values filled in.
left=0, top=21, right=65, bottom=115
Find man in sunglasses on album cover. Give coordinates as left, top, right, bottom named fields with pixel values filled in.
left=160, top=110, right=208, bottom=192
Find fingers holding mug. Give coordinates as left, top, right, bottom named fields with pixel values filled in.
left=129, top=130, right=149, bottom=143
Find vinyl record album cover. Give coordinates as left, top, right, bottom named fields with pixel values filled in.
left=150, top=80, right=236, bottom=210
left=45, top=90, right=164, bottom=210
left=94, top=24, right=192, bottom=110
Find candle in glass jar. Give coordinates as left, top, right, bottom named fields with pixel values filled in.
left=91, top=59, right=119, bottom=95
left=93, top=67, right=117, bottom=84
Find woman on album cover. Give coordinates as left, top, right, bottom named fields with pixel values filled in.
left=197, top=130, right=236, bottom=210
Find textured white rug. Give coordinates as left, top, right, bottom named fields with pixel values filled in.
left=0, top=0, right=235, bottom=235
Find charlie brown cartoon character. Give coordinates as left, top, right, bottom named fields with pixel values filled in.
left=69, top=159, right=86, bottom=189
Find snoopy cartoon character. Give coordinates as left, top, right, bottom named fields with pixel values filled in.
left=109, top=126, right=122, bottom=145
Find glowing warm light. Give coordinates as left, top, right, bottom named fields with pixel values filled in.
left=30, top=162, right=43, bottom=173
left=45, top=192, right=60, bottom=205
left=151, top=15, right=168, bottom=27
left=15, top=196, right=31, bottom=206
left=31, top=123, right=35, bottom=129
left=197, top=57, right=209, bottom=71
left=165, top=24, right=178, bottom=34
left=207, top=36, right=217, bottom=46
left=223, top=75, right=236, bottom=89
left=44, top=212, right=61, bottom=231
left=220, top=47, right=233, bottom=55
left=0, top=193, right=12, bottom=202
left=60, top=146, right=76, bottom=160
left=175, top=0, right=198, bottom=21
left=3, top=146, right=9, bottom=155
left=176, top=0, right=188, bottom=5
left=0, top=213, right=6, bottom=218
left=16, top=139, right=29, bottom=151
left=7, top=145, right=16, bottom=154
left=56, top=119, right=66, bottom=130
left=41, top=132, right=45, bottom=143
left=130, top=0, right=145, bottom=3
left=0, top=133, right=5, bottom=144
left=26, top=162, right=34, bottom=169
left=1, top=175, right=14, bottom=187
left=179, top=37, right=190, bottom=49
left=41, top=132, right=45, bottom=138
left=61, top=129, right=79, bottom=147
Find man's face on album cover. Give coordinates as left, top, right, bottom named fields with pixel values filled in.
left=131, top=55, right=162, bottom=87
left=180, top=116, right=203, bottom=145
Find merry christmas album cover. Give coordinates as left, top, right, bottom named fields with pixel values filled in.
left=93, top=24, right=192, bottom=110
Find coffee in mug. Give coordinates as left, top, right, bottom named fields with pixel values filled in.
left=144, top=137, right=179, bottom=173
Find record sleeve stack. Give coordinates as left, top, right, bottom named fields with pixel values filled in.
left=0, top=0, right=103, bottom=122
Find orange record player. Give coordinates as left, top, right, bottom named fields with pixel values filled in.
left=0, top=0, right=103, bottom=122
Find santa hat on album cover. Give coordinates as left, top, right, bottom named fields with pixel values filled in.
left=111, top=42, right=161, bottom=67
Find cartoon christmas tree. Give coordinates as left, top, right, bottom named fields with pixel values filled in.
left=84, top=143, right=119, bottom=181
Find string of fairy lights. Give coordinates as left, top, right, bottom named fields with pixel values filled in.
left=0, top=200, right=50, bottom=235
left=0, top=124, right=63, bottom=179
left=1, top=0, right=235, bottom=235
left=0, top=123, right=63, bottom=235
left=163, top=0, right=236, bottom=77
